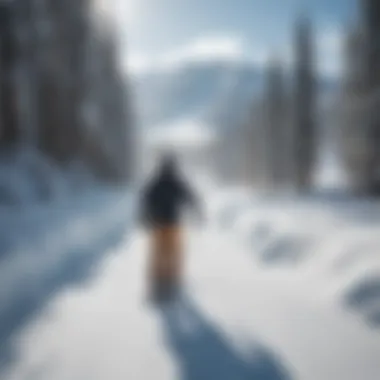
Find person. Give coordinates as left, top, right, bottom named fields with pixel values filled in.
left=140, top=154, right=202, bottom=301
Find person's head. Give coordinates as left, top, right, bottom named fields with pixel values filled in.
left=159, top=153, right=178, bottom=177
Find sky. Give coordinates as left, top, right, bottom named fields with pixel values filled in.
left=107, top=0, right=358, bottom=77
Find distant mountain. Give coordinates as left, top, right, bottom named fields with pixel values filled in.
left=131, top=59, right=339, bottom=132
left=131, top=60, right=262, bottom=128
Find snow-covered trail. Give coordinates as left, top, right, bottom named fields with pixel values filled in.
left=2, top=182, right=380, bottom=380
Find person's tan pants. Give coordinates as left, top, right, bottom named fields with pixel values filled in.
left=149, top=225, right=182, bottom=285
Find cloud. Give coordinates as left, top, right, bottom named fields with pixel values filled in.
left=161, top=36, right=246, bottom=65
left=125, top=35, right=268, bottom=75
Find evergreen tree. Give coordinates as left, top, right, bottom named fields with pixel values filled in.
left=0, top=1, right=19, bottom=145
left=264, top=57, right=287, bottom=189
left=293, top=16, right=316, bottom=192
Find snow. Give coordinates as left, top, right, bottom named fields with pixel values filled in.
left=1, top=176, right=380, bottom=380
left=0, top=186, right=135, bottom=367
left=0, top=147, right=99, bottom=206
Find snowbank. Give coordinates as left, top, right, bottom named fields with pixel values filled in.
left=0, top=187, right=136, bottom=359
left=213, top=189, right=380, bottom=330
left=0, top=147, right=98, bottom=206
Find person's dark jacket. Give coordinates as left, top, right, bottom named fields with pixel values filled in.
left=141, top=165, right=199, bottom=228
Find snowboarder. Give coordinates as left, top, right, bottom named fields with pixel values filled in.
left=140, top=154, right=202, bottom=301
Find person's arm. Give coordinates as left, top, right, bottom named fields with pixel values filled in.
left=178, top=179, right=204, bottom=224
left=139, top=185, right=152, bottom=228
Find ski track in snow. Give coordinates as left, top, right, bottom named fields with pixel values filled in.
left=1, top=179, right=380, bottom=380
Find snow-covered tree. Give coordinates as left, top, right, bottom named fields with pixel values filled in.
left=0, top=0, right=134, bottom=184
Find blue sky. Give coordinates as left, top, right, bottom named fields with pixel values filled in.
left=110, top=0, right=357, bottom=76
